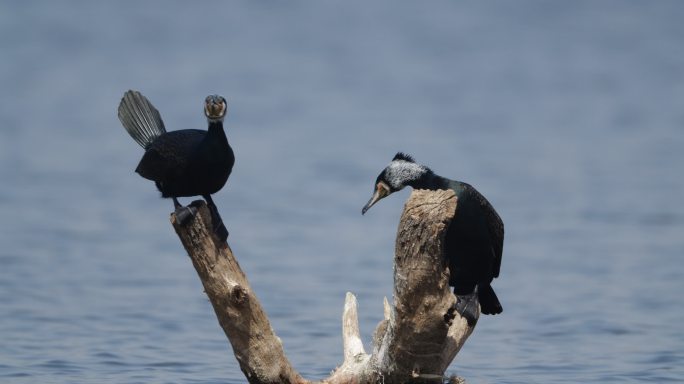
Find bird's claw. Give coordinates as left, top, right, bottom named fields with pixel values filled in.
left=453, top=293, right=479, bottom=327
left=175, top=206, right=198, bottom=225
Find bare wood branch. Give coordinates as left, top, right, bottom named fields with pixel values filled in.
left=342, top=292, right=366, bottom=361
left=171, top=190, right=475, bottom=384
left=171, top=201, right=305, bottom=384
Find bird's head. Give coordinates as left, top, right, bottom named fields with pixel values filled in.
left=204, top=95, right=227, bottom=122
left=362, top=152, right=430, bottom=215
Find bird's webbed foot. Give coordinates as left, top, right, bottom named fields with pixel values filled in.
left=174, top=205, right=198, bottom=225
left=446, top=292, right=479, bottom=327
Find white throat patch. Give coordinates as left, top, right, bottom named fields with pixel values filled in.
left=384, top=160, right=427, bottom=190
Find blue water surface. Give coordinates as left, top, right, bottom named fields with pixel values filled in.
left=1, top=1, right=683, bottom=383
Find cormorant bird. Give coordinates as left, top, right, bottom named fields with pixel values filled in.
left=362, top=153, right=503, bottom=325
left=117, top=90, right=234, bottom=242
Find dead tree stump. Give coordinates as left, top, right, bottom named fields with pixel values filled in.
left=171, top=190, right=476, bottom=384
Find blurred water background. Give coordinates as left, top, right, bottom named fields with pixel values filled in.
left=1, top=1, right=683, bottom=383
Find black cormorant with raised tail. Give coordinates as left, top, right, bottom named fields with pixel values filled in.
left=117, top=90, right=234, bottom=242
left=362, top=153, right=503, bottom=325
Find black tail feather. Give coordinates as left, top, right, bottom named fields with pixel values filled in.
left=478, top=283, right=502, bottom=315
left=117, top=90, right=166, bottom=149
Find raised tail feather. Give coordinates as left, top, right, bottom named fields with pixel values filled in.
left=117, top=90, right=166, bottom=149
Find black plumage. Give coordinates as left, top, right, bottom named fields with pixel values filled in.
left=118, top=90, right=234, bottom=241
left=362, top=152, right=504, bottom=324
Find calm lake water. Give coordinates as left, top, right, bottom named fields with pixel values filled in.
left=1, top=1, right=683, bottom=383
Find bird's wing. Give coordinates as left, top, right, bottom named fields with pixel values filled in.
left=135, top=130, right=205, bottom=181
left=465, top=184, right=505, bottom=278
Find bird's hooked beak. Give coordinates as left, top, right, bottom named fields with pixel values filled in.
left=362, top=182, right=390, bottom=215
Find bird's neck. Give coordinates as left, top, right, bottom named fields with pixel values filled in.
left=207, top=120, right=227, bottom=139
left=408, top=172, right=452, bottom=190
left=208, top=120, right=223, bottom=132
left=201, top=121, right=228, bottom=153
left=404, top=167, right=434, bottom=189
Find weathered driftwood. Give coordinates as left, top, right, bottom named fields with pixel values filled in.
left=171, top=189, right=476, bottom=384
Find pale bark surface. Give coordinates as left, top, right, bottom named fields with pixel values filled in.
left=171, top=190, right=476, bottom=384
left=172, top=201, right=305, bottom=384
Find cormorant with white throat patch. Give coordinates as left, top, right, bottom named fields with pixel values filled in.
left=362, top=152, right=503, bottom=325
left=117, top=90, right=234, bottom=242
